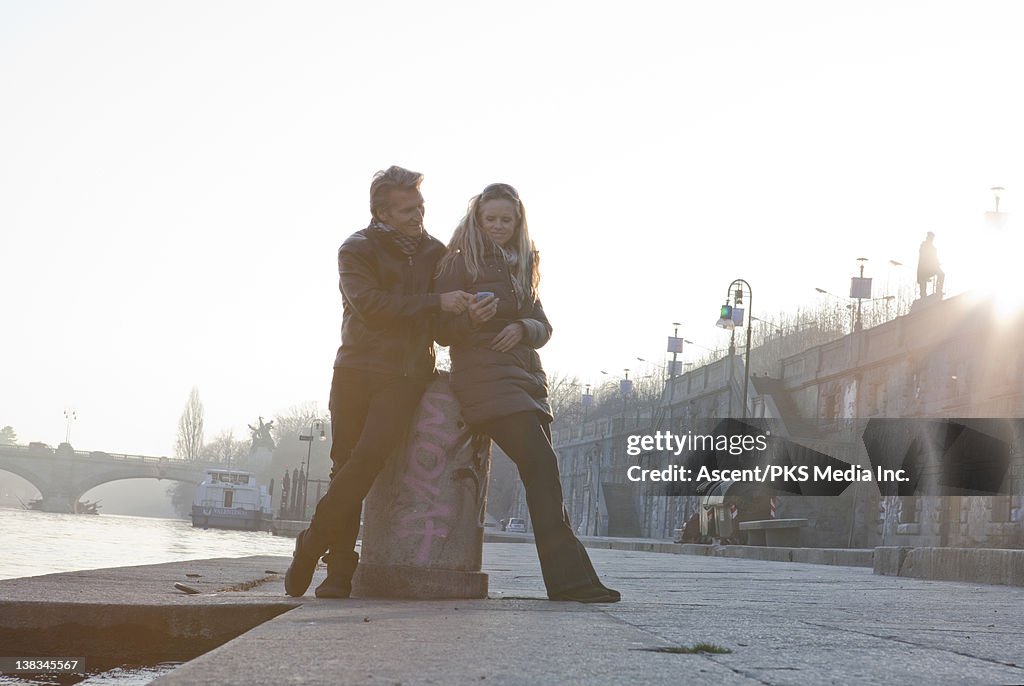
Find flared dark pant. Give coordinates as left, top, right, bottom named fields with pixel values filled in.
left=479, top=411, right=604, bottom=597
left=301, top=366, right=426, bottom=563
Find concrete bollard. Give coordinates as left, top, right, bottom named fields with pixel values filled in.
left=351, top=373, right=492, bottom=599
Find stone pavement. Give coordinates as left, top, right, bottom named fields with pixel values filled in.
left=3, top=543, right=1024, bottom=685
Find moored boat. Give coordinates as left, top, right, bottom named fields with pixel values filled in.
left=191, top=468, right=272, bottom=531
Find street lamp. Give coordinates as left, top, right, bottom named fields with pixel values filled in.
left=581, top=383, right=593, bottom=422
left=850, top=257, right=872, bottom=332
left=63, top=407, right=76, bottom=445
left=985, top=186, right=1009, bottom=228
left=715, top=279, right=753, bottom=419
left=299, top=419, right=327, bottom=518
left=664, top=323, right=685, bottom=429
left=620, top=368, right=632, bottom=420
left=587, top=444, right=603, bottom=536
left=620, top=368, right=632, bottom=395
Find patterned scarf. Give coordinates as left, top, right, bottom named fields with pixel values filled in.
left=371, top=220, right=424, bottom=256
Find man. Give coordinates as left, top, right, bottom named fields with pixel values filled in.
left=917, top=231, right=944, bottom=299
left=286, top=166, right=473, bottom=598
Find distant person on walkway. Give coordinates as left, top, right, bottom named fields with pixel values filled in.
left=917, top=231, right=944, bottom=298
left=433, top=183, right=620, bottom=603
left=285, top=166, right=474, bottom=598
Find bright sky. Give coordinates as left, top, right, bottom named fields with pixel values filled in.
left=2, top=1, right=1022, bottom=456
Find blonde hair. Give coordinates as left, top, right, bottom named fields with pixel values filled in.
left=439, top=184, right=540, bottom=303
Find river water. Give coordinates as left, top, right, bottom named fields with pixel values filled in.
left=0, top=507, right=298, bottom=685
left=0, top=507, right=296, bottom=581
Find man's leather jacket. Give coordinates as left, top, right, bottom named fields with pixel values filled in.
left=333, top=224, right=446, bottom=379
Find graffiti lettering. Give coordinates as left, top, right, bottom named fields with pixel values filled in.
left=397, top=391, right=463, bottom=564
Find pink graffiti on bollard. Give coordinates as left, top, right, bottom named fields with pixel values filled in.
left=352, top=373, right=492, bottom=599
left=398, top=390, right=462, bottom=564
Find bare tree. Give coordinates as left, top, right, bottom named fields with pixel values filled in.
left=175, top=386, right=204, bottom=461
left=272, top=402, right=323, bottom=443
left=557, top=378, right=623, bottom=423
left=631, top=371, right=663, bottom=418
left=548, top=372, right=584, bottom=426
left=202, top=429, right=248, bottom=465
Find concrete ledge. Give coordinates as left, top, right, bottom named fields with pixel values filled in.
left=485, top=534, right=874, bottom=567
left=875, top=547, right=1024, bottom=587
left=873, top=546, right=913, bottom=577
left=739, top=518, right=809, bottom=530
left=581, top=537, right=871, bottom=567
left=0, top=556, right=298, bottom=663
left=739, top=518, right=808, bottom=547
left=792, top=548, right=874, bottom=567
left=715, top=545, right=794, bottom=563
left=484, top=531, right=533, bottom=544
left=0, top=601, right=291, bottom=661
left=485, top=532, right=1024, bottom=584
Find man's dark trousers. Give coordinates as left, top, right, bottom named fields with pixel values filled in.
left=305, top=366, right=427, bottom=561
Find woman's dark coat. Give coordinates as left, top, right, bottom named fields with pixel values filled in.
left=433, top=249, right=552, bottom=427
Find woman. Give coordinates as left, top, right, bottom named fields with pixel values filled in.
left=434, top=183, right=620, bottom=603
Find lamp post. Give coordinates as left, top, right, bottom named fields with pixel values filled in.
left=851, top=257, right=870, bottom=332
left=588, top=444, right=602, bottom=536
left=666, top=323, right=684, bottom=429
left=581, top=383, right=593, bottom=422
left=984, top=186, right=1008, bottom=228
left=299, top=419, right=327, bottom=518
left=63, top=407, right=76, bottom=445
left=715, top=279, right=753, bottom=419
left=620, top=368, right=632, bottom=421
left=666, top=323, right=684, bottom=378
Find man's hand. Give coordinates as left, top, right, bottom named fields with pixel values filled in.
left=491, top=322, right=525, bottom=352
left=468, top=294, right=498, bottom=325
left=440, top=291, right=474, bottom=314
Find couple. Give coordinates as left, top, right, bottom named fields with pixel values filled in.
left=285, top=166, right=619, bottom=604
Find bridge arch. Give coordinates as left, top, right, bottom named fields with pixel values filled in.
left=70, top=466, right=204, bottom=496
left=0, top=461, right=54, bottom=505
left=0, top=466, right=42, bottom=500
left=0, top=445, right=219, bottom=513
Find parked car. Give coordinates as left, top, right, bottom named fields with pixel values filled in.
left=505, top=517, right=527, bottom=533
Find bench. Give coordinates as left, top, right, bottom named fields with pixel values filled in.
left=738, top=518, right=808, bottom=547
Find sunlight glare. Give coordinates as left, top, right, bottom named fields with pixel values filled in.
left=945, top=210, right=1022, bottom=314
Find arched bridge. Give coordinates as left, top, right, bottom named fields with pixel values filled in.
left=0, top=443, right=221, bottom=513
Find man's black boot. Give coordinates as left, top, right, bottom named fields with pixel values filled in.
left=285, top=529, right=319, bottom=597
left=315, top=550, right=359, bottom=599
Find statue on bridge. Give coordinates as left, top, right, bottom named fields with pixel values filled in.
left=917, top=231, right=945, bottom=299
left=248, top=416, right=276, bottom=452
